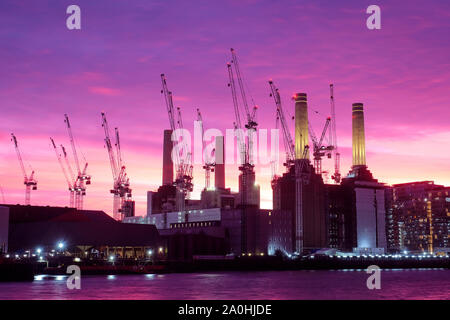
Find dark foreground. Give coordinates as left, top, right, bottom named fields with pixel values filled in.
left=0, top=269, right=449, bottom=300
left=1, top=255, right=449, bottom=281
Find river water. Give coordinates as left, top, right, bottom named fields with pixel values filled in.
left=0, top=269, right=448, bottom=300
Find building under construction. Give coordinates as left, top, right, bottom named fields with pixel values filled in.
left=270, top=93, right=327, bottom=255
left=127, top=124, right=267, bottom=257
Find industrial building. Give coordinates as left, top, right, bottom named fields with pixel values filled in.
left=124, top=104, right=269, bottom=257
left=4, top=48, right=446, bottom=262
left=0, top=205, right=164, bottom=258
left=271, top=162, right=327, bottom=254
left=387, top=181, right=449, bottom=253
left=270, top=93, right=328, bottom=255
left=271, top=100, right=389, bottom=255
left=324, top=103, right=387, bottom=254
left=133, top=87, right=397, bottom=258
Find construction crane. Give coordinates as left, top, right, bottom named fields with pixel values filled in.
left=269, top=80, right=295, bottom=171
left=64, top=114, right=90, bottom=210
left=329, top=84, right=341, bottom=183
left=270, top=113, right=280, bottom=183
left=227, top=63, right=246, bottom=166
left=11, top=133, right=37, bottom=205
left=230, top=48, right=258, bottom=166
left=308, top=117, right=333, bottom=176
left=50, top=137, right=75, bottom=207
left=101, top=112, right=132, bottom=221
left=60, top=144, right=84, bottom=209
left=160, top=74, right=193, bottom=212
left=227, top=49, right=259, bottom=208
left=196, top=109, right=215, bottom=190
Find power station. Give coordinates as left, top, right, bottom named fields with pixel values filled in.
left=1, top=49, right=448, bottom=260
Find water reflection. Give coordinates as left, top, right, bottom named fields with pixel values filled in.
left=1, top=269, right=449, bottom=300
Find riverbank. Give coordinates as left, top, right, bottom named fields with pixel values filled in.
left=1, top=255, right=448, bottom=281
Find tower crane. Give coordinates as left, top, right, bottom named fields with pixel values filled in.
left=11, top=133, right=37, bottom=205
left=308, top=117, right=333, bottom=176
left=230, top=48, right=258, bottom=166
left=227, top=49, right=259, bottom=207
left=101, top=112, right=132, bottom=221
left=227, top=63, right=246, bottom=167
left=50, top=137, right=75, bottom=207
left=270, top=113, right=280, bottom=183
left=60, top=143, right=84, bottom=209
left=64, top=114, right=90, bottom=210
left=160, top=74, right=193, bottom=212
left=329, top=84, right=341, bottom=183
left=269, top=80, right=295, bottom=170
left=196, top=109, right=215, bottom=190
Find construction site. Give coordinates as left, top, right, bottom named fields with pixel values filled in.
left=1, top=48, right=449, bottom=262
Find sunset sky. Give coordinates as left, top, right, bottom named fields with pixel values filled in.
left=1, top=0, right=449, bottom=216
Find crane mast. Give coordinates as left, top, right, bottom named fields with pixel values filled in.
left=61, top=145, right=77, bottom=192
left=295, top=145, right=310, bottom=255
left=11, top=133, right=37, bottom=205
left=101, top=112, right=132, bottom=221
left=50, top=137, right=75, bottom=207
left=160, top=74, right=193, bottom=212
left=329, top=84, right=341, bottom=184
left=63, top=114, right=90, bottom=210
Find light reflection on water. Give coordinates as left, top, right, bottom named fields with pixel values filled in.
left=0, top=269, right=448, bottom=300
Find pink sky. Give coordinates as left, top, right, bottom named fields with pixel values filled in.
left=1, top=0, right=449, bottom=216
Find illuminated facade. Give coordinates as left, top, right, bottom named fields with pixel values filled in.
left=389, top=181, right=450, bottom=253
left=352, top=103, right=366, bottom=167
left=294, top=93, right=309, bottom=160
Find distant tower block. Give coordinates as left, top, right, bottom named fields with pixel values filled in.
left=295, top=93, right=309, bottom=159
left=215, top=136, right=225, bottom=189
left=162, top=129, right=174, bottom=185
left=352, top=103, right=366, bottom=167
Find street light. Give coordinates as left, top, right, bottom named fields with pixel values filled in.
left=57, top=242, right=65, bottom=250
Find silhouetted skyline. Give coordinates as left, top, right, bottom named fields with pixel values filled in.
left=0, top=0, right=449, bottom=216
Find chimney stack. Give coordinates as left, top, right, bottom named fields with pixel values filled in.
left=162, top=129, right=174, bottom=185
left=352, top=103, right=366, bottom=167
left=295, top=93, right=309, bottom=159
left=214, top=135, right=225, bottom=189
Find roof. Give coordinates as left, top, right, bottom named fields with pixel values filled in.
left=1, top=205, right=115, bottom=224
left=2, top=205, right=163, bottom=251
